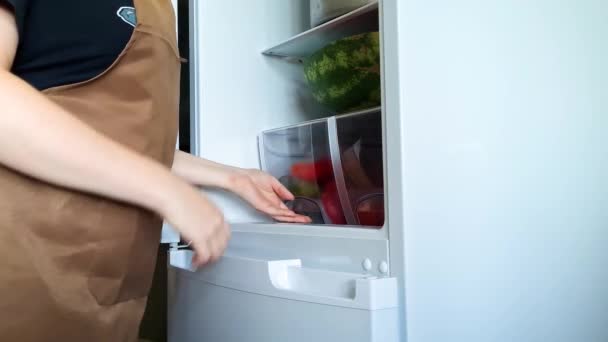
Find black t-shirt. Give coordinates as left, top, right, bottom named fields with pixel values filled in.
left=3, top=0, right=135, bottom=90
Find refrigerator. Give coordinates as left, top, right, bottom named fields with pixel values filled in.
left=162, top=1, right=608, bottom=341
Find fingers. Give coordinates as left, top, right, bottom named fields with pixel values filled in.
left=259, top=201, right=297, bottom=217
left=209, top=222, right=231, bottom=263
left=272, top=214, right=312, bottom=224
left=191, top=222, right=231, bottom=268
left=272, top=178, right=295, bottom=201
left=253, top=188, right=312, bottom=223
left=191, top=241, right=211, bottom=269
left=249, top=188, right=297, bottom=217
left=237, top=174, right=299, bottom=218
left=205, top=238, right=219, bottom=264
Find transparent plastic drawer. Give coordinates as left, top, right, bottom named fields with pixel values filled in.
left=258, top=108, right=384, bottom=228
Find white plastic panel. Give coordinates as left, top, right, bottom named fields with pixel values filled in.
left=193, top=0, right=318, bottom=165
left=182, top=228, right=389, bottom=277
left=168, top=266, right=400, bottom=342
left=160, top=222, right=180, bottom=244
left=390, top=0, right=608, bottom=341
left=169, top=249, right=397, bottom=309
left=168, top=228, right=398, bottom=340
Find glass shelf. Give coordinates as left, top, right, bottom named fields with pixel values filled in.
left=262, top=1, right=379, bottom=61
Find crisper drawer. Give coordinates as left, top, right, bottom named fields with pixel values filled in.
left=258, top=108, right=384, bottom=227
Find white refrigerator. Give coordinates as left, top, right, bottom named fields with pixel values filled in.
left=163, top=1, right=607, bottom=341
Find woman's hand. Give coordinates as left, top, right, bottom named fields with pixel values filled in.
left=160, top=178, right=230, bottom=268
left=172, top=151, right=311, bottom=223
left=227, top=168, right=312, bottom=223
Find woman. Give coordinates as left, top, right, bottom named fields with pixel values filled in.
left=0, top=0, right=309, bottom=340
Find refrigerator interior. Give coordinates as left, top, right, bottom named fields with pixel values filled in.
left=168, top=1, right=401, bottom=341
left=193, top=0, right=387, bottom=231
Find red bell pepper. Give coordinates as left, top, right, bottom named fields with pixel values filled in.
left=321, top=180, right=347, bottom=225
left=290, top=158, right=333, bottom=184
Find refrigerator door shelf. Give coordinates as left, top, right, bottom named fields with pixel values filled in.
left=169, top=249, right=397, bottom=310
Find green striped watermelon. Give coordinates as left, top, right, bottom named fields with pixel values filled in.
left=303, top=32, right=381, bottom=113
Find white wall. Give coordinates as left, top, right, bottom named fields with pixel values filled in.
left=395, top=1, right=607, bottom=341
left=192, top=0, right=324, bottom=222
left=194, top=0, right=314, bottom=167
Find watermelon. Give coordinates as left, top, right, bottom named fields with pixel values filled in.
left=303, top=32, right=381, bottom=113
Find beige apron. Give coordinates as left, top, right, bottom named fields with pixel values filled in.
left=0, top=0, right=180, bottom=340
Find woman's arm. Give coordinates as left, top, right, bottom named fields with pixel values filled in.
left=171, top=150, right=241, bottom=190
left=0, top=5, right=228, bottom=267
left=172, top=150, right=311, bottom=223
left=0, top=6, right=171, bottom=215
